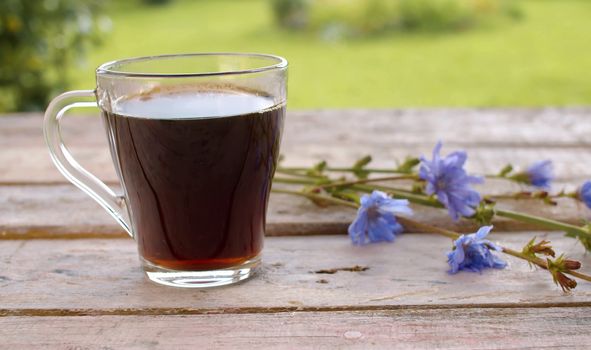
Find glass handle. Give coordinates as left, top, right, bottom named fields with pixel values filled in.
left=43, top=90, right=133, bottom=238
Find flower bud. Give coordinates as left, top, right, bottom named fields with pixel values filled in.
left=564, top=259, right=582, bottom=271
left=530, top=239, right=555, bottom=257
left=474, top=202, right=496, bottom=226
left=556, top=272, right=577, bottom=292
left=522, top=238, right=555, bottom=259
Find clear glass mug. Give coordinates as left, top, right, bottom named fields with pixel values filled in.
left=43, top=53, right=287, bottom=288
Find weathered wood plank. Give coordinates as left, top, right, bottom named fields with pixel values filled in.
left=4, top=108, right=591, bottom=148
left=2, top=307, right=590, bottom=349
left=5, top=143, right=591, bottom=184
left=4, top=109, right=589, bottom=347
left=1, top=233, right=590, bottom=313
left=2, top=109, right=591, bottom=183
left=3, top=109, right=591, bottom=238
left=1, top=185, right=590, bottom=238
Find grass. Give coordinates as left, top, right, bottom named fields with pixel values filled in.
left=70, top=0, right=591, bottom=108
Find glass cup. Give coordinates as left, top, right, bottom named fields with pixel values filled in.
left=43, top=53, right=287, bottom=288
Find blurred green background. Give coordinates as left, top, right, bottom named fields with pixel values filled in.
left=2, top=0, right=591, bottom=112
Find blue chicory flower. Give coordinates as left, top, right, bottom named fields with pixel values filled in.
left=348, top=190, right=413, bottom=245
left=419, top=142, right=483, bottom=221
left=526, top=160, right=553, bottom=189
left=447, top=226, right=507, bottom=274
left=578, top=181, right=591, bottom=209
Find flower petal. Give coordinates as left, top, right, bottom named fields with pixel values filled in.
left=474, top=226, right=493, bottom=240
left=348, top=208, right=369, bottom=245
left=446, top=227, right=506, bottom=274
left=348, top=191, right=410, bottom=245
left=580, top=181, right=591, bottom=209
left=419, top=142, right=482, bottom=222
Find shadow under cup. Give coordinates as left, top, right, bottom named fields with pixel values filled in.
left=44, top=53, right=288, bottom=288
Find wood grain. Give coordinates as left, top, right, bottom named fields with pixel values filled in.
left=2, top=109, right=591, bottom=348
left=2, top=307, right=590, bottom=349
left=2, top=108, right=591, bottom=184
left=3, top=109, right=591, bottom=238
left=1, top=184, right=590, bottom=238
left=1, top=233, right=590, bottom=313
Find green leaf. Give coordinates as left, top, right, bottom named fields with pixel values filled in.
left=497, top=164, right=513, bottom=177
left=352, top=155, right=372, bottom=179
left=306, top=160, right=327, bottom=177
left=396, top=157, right=420, bottom=174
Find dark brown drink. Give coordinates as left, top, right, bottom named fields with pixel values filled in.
left=102, top=86, right=285, bottom=271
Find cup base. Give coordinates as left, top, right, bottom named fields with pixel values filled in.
left=142, top=255, right=260, bottom=288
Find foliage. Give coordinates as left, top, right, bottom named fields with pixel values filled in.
left=271, top=0, right=310, bottom=28
left=0, top=0, right=109, bottom=111
left=68, top=0, right=591, bottom=109
left=272, top=0, right=523, bottom=39
left=142, top=0, right=172, bottom=5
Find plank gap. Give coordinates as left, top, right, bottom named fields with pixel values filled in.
left=3, top=302, right=591, bottom=318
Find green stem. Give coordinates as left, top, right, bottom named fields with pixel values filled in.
left=275, top=168, right=327, bottom=179
left=274, top=174, right=425, bottom=197
left=485, top=192, right=574, bottom=201
left=564, top=268, right=591, bottom=283
left=278, top=166, right=406, bottom=174
left=274, top=174, right=591, bottom=241
left=273, top=177, right=317, bottom=186
left=502, top=247, right=547, bottom=268
left=486, top=194, right=550, bottom=201
left=396, top=216, right=459, bottom=240
left=317, top=174, right=419, bottom=189
left=352, top=183, right=443, bottom=207
left=271, top=188, right=359, bottom=209
left=281, top=167, right=518, bottom=180
left=496, top=209, right=589, bottom=237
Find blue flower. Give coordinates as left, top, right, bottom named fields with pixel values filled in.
left=348, top=190, right=412, bottom=245
left=526, top=160, right=554, bottom=189
left=578, top=181, right=591, bottom=209
left=447, top=226, right=507, bottom=274
left=419, top=142, right=483, bottom=221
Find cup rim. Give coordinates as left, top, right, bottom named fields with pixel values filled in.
left=96, top=52, right=288, bottom=78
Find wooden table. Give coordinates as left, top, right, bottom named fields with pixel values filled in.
left=1, top=108, right=591, bottom=349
